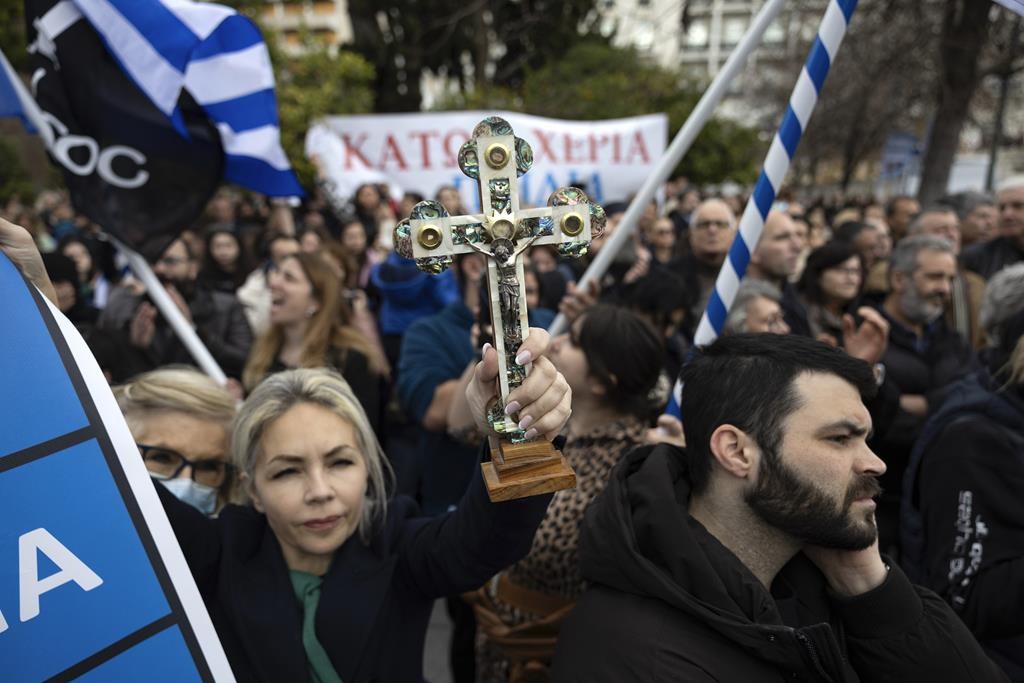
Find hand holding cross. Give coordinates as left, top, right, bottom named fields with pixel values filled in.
left=393, top=116, right=606, bottom=500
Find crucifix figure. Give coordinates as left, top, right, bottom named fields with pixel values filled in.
left=393, top=116, right=606, bottom=501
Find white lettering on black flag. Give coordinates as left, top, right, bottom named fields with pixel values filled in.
left=25, top=0, right=223, bottom=260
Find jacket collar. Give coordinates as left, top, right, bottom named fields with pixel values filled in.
left=224, top=519, right=397, bottom=681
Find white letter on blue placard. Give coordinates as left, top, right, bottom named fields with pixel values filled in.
left=0, top=606, right=7, bottom=633
left=19, top=528, right=103, bottom=622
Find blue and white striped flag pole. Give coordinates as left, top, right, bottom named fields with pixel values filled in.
left=667, top=0, right=859, bottom=418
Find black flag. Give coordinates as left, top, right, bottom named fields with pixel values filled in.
left=25, top=0, right=223, bottom=260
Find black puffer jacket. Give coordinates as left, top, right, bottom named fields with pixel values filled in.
left=902, top=368, right=1024, bottom=681
left=552, top=444, right=1005, bottom=682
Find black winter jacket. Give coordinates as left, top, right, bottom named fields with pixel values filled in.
left=874, top=309, right=976, bottom=493
left=156, top=467, right=551, bottom=682
left=962, top=236, right=1024, bottom=280
left=552, top=444, right=1005, bottom=682
left=902, top=369, right=1024, bottom=681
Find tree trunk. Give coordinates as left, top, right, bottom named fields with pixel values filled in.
left=917, top=0, right=991, bottom=205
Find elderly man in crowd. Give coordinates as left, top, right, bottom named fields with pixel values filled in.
left=670, top=198, right=737, bottom=323
left=872, top=234, right=977, bottom=550
left=963, top=176, right=1024, bottom=279
left=745, top=210, right=811, bottom=336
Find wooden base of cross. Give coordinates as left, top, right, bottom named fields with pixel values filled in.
left=481, top=438, right=576, bottom=502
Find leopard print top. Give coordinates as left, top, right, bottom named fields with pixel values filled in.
left=476, top=415, right=648, bottom=682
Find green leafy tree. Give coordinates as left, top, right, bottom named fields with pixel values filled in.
left=0, top=137, right=34, bottom=200
left=346, top=0, right=602, bottom=112
left=439, top=41, right=763, bottom=185
left=265, top=31, right=376, bottom=188
left=0, top=0, right=26, bottom=71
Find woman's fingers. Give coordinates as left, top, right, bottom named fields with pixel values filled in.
left=513, top=327, right=550, bottom=366
left=507, top=357, right=570, bottom=439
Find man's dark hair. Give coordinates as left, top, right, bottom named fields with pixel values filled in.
left=681, top=334, right=877, bottom=495
left=886, top=195, right=917, bottom=219
left=833, top=220, right=873, bottom=244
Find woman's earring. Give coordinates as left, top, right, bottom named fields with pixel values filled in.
left=306, top=307, right=317, bottom=318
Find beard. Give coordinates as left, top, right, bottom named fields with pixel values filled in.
left=744, top=446, right=882, bottom=550
left=900, top=284, right=945, bottom=325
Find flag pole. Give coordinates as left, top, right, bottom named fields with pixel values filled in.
left=547, top=0, right=787, bottom=336
left=666, top=0, right=860, bottom=417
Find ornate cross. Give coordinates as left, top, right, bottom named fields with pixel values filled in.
left=393, top=116, right=606, bottom=500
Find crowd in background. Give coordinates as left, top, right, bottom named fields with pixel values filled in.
left=3, top=170, right=1024, bottom=681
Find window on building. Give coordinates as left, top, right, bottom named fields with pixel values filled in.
left=685, top=18, right=709, bottom=47
left=765, top=18, right=785, bottom=44
left=722, top=16, right=747, bottom=46
left=633, top=21, right=655, bottom=50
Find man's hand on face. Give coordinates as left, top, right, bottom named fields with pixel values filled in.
left=803, top=535, right=889, bottom=597
left=130, top=302, right=158, bottom=349
left=842, top=307, right=890, bottom=366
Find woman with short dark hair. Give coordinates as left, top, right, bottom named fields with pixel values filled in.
left=798, top=241, right=864, bottom=343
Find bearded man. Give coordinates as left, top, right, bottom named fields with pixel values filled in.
left=552, top=333, right=1001, bottom=682
left=97, top=237, right=253, bottom=379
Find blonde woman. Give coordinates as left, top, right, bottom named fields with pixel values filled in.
left=155, top=328, right=569, bottom=682
left=243, top=251, right=388, bottom=433
left=115, top=366, right=237, bottom=515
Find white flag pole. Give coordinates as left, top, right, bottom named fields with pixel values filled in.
left=548, top=0, right=787, bottom=336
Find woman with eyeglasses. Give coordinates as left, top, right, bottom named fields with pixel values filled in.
left=797, top=241, right=865, bottom=344
left=114, top=366, right=237, bottom=516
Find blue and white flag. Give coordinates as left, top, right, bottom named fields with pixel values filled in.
left=72, top=0, right=302, bottom=197
left=995, top=0, right=1024, bottom=17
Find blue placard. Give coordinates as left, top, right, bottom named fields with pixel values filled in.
left=0, top=254, right=231, bottom=681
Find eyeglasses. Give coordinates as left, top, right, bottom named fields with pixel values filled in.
left=155, top=255, right=189, bottom=268
left=693, top=219, right=733, bottom=232
left=827, top=266, right=862, bottom=277
left=138, top=444, right=233, bottom=488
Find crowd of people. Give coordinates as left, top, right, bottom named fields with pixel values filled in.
left=2, top=170, right=1023, bottom=682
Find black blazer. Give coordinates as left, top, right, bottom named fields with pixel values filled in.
left=156, top=467, right=552, bottom=682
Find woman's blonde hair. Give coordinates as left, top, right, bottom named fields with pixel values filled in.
left=242, top=252, right=386, bottom=390
left=114, top=366, right=236, bottom=436
left=232, top=368, right=394, bottom=543
left=114, top=366, right=238, bottom=499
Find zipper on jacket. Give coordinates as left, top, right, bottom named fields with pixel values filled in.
left=795, top=631, right=834, bottom=682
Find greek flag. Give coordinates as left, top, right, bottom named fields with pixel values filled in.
left=73, top=0, right=303, bottom=197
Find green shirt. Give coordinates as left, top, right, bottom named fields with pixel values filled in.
left=289, top=570, right=344, bottom=683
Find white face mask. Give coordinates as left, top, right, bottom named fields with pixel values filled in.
left=160, top=477, right=219, bottom=516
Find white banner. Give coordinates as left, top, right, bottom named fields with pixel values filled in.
left=306, top=111, right=668, bottom=211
